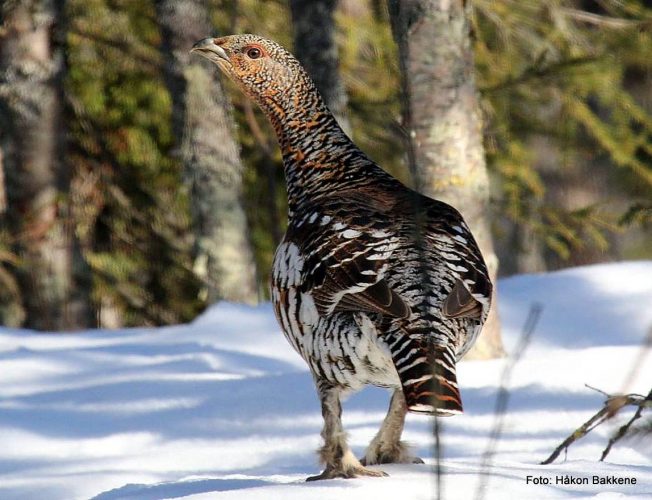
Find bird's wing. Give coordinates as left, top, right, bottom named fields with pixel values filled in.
left=419, top=197, right=493, bottom=323
left=288, top=199, right=410, bottom=319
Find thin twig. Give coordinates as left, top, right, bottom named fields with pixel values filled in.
left=541, top=406, right=611, bottom=465
left=585, top=384, right=611, bottom=398
left=474, top=304, right=542, bottom=500
left=68, top=28, right=160, bottom=73
left=241, top=100, right=283, bottom=246
left=242, top=100, right=275, bottom=156
left=481, top=56, right=601, bottom=94
left=600, top=388, right=652, bottom=461
left=541, top=389, right=651, bottom=464
left=558, top=7, right=646, bottom=29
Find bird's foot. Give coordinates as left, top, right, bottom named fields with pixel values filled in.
left=360, top=455, right=424, bottom=465
left=306, top=465, right=388, bottom=481
left=360, top=441, right=424, bottom=465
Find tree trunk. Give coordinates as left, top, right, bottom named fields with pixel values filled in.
left=156, top=0, right=258, bottom=304
left=289, top=0, right=351, bottom=134
left=0, top=0, right=91, bottom=330
left=388, top=0, right=504, bottom=359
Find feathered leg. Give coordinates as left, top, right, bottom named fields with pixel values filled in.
left=361, top=389, right=424, bottom=465
left=308, top=381, right=388, bottom=481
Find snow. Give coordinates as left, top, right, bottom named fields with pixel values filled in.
left=0, top=261, right=651, bottom=500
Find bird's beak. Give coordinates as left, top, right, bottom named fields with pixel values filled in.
left=190, top=38, right=230, bottom=65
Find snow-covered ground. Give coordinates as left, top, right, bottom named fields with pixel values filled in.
left=1, top=262, right=651, bottom=500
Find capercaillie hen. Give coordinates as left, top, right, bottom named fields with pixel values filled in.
left=191, top=34, right=492, bottom=480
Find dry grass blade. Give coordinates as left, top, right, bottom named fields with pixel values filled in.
left=473, top=303, right=542, bottom=500
left=432, top=412, right=443, bottom=500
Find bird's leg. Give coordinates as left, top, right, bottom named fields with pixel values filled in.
left=307, top=382, right=388, bottom=481
left=361, top=389, right=424, bottom=465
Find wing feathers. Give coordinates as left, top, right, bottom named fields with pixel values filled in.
left=442, top=279, right=482, bottom=319
left=335, top=279, right=411, bottom=319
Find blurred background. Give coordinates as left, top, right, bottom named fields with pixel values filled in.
left=1, top=0, right=650, bottom=332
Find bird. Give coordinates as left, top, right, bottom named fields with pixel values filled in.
left=191, top=34, right=492, bottom=481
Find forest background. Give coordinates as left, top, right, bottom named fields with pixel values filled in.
left=1, top=0, right=650, bottom=344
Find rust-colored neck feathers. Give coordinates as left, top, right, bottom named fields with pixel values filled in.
left=259, top=64, right=394, bottom=212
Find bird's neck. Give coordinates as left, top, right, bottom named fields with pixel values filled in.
left=259, top=75, right=387, bottom=213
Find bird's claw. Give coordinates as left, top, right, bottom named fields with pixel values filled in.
left=306, top=465, right=388, bottom=481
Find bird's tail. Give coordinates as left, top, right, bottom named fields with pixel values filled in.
left=388, top=334, right=462, bottom=416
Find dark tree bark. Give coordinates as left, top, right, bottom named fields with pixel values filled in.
left=289, top=0, right=351, bottom=133
left=156, top=0, right=258, bottom=304
left=0, top=0, right=91, bottom=330
left=0, top=147, right=6, bottom=215
left=0, top=134, right=24, bottom=327
left=538, top=140, right=617, bottom=270
left=388, top=0, right=503, bottom=359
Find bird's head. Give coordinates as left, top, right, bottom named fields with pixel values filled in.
left=190, top=34, right=304, bottom=110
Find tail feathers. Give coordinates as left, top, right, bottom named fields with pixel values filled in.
left=389, top=335, right=462, bottom=416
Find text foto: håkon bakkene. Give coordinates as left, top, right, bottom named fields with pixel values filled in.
left=526, top=475, right=637, bottom=485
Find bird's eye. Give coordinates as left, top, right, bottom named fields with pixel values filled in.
left=245, top=47, right=263, bottom=59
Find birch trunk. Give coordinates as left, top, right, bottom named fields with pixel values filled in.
left=156, top=0, right=258, bottom=304
left=0, top=0, right=90, bottom=329
left=388, top=0, right=504, bottom=359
